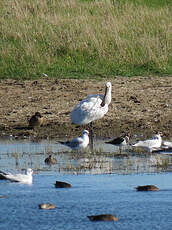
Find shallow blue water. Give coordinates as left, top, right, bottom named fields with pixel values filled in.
left=0, top=173, right=172, bottom=230
left=0, top=137, right=172, bottom=174
left=0, top=138, right=172, bottom=230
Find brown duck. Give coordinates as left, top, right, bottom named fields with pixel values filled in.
left=87, top=214, right=118, bottom=222
left=44, top=155, right=57, bottom=165
left=28, top=112, right=43, bottom=129
left=38, top=203, right=56, bottom=210
left=135, top=185, right=159, bottom=191
left=55, top=181, right=71, bottom=188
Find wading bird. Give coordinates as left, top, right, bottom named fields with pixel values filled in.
left=70, top=82, right=112, bottom=149
left=59, top=129, right=89, bottom=151
left=132, top=133, right=162, bottom=154
left=105, top=135, right=129, bottom=153
left=162, top=141, right=172, bottom=149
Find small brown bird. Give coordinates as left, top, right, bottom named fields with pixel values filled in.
left=87, top=214, right=118, bottom=222
left=135, top=185, right=159, bottom=191
left=38, top=203, right=56, bottom=210
left=44, top=155, right=57, bottom=165
left=28, top=112, right=43, bottom=129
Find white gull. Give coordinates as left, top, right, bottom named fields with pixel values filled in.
left=162, top=141, right=172, bottom=149
left=59, top=129, right=89, bottom=150
left=132, top=134, right=162, bottom=153
left=0, top=168, right=33, bottom=184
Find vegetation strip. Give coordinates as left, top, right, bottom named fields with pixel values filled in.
left=0, top=0, right=171, bottom=79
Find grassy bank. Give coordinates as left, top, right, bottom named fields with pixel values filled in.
left=0, top=0, right=171, bottom=79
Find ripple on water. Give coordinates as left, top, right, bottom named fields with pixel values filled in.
left=0, top=173, right=172, bottom=230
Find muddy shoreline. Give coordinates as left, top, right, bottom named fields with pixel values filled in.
left=0, top=77, right=171, bottom=140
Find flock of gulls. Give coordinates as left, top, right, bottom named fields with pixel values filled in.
left=1, top=81, right=172, bottom=222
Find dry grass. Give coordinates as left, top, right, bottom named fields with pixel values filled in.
left=0, top=0, right=171, bottom=78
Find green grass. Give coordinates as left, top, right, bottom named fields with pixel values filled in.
left=0, top=0, right=172, bottom=79
left=119, top=0, right=172, bottom=7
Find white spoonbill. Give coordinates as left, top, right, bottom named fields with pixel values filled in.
left=0, top=168, right=33, bottom=184
left=70, top=82, right=112, bottom=149
left=132, top=133, right=162, bottom=153
left=59, top=129, right=89, bottom=150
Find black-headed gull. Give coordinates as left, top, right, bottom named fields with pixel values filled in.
left=132, top=133, right=162, bottom=153
left=59, top=129, right=89, bottom=150
left=162, top=141, right=172, bottom=149
left=0, top=168, right=33, bottom=184
left=70, top=82, right=112, bottom=149
left=105, top=135, right=129, bottom=153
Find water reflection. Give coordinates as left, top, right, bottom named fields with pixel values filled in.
left=0, top=137, right=172, bottom=174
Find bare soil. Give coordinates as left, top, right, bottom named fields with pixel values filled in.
left=0, top=77, right=171, bottom=140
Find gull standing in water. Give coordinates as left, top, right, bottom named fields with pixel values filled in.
left=70, top=82, right=112, bottom=149
left=105, top=135, right=129, bottom=153
left=132, top=133, right=162, bottom=153
left=0, top=168, right=33, bottom=184
left=59, top=130, right=89, bottom=150
left=162, top=141, right=172, bottom=149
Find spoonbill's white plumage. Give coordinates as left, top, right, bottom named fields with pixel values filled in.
left=132, top=134, right=162, bottom=153
left=0, top=168, right=33, bottom=184
left=70, top=82, right=112, bottom=125
left=70, top=82, right=112, bottom=149
left=59, top=129, right=89, bottom=150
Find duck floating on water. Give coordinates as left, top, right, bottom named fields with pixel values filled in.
left=135, top=185, right=159, bottom=191
left=0, top=168, right=33, bottom=184
left=87, top=214, right=118, bottom=222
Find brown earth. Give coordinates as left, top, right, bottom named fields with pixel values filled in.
left=0, top=76, right=171, bottom=140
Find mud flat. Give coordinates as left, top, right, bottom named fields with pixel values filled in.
left=0, top=76, right=171, bottom=139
